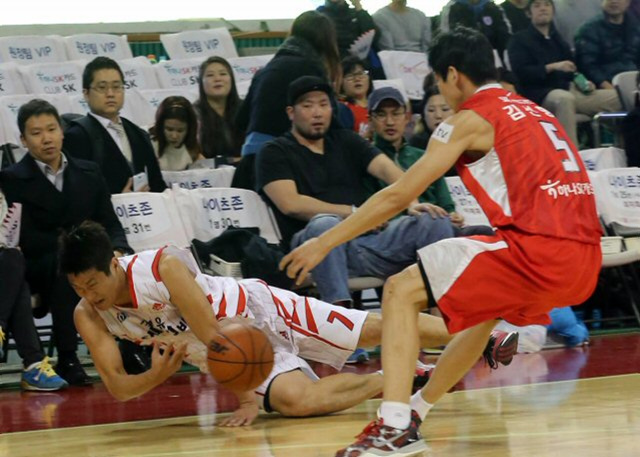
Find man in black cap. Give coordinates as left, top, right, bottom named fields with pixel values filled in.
left=255, top=76, right=455, bottom=307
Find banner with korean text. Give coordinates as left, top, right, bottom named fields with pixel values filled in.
left=63, top=34, right=133, bottom=61
left=160, top=29, right=238, bottom=60
left=173, top=187, right=280, bottom=245
left=444, top=176, right=491, bottom=227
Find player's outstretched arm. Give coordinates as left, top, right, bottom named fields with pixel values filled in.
left=158, top=253, right=220, bottom=346
left=74, top=302, right=186, bottom=401
left=218, top=389, right=260, bottom=427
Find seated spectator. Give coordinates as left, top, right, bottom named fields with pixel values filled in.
left=410, top=75, right=453, bottom=151
left=553, top=0, right=601, bottom=50
left=63, top=57, right=166, bottom=194
left=365, top=87, right=464, bottom=228
left=255, top=76, right=455, bottom=306
left=501, top=0, right=530, bottom=33
left=440, top=0, right=511, bottom=61
left=151, top=96, right=203, bottom=171
left=508, top=0, right=621, bottom=146
left=237, top=11, right=341, bottom=158
left=575, top=0, right=640, bottom=91
left=0, top=99, right=133, bottom=386
left=339, top=56, right=372, bottom=136
left=621, top=72, right=640, bottom=166
left=0, top=244, right=68, bottom=391
left=372, top=0, right=431, bottom=52
left=193, top=57, right=244, bottom=164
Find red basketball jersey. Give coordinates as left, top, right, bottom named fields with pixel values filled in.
left=456, top=85, right=602, bottom=244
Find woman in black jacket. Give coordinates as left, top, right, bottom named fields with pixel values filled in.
left=236, top=10, right=341, bottom=157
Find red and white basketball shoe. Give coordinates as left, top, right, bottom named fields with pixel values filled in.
left=483, top=330, right=519, bottom=369
left=335, top=410, right=427, bottom=457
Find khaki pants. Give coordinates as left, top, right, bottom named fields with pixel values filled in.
left=542, top=83, right=621, bottom=146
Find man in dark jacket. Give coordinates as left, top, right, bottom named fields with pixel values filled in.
left=317, top=0, right=378, bottom=57
left=440, top=0, right=512, bottom=61
left=0, top=99, right=133, bottom=385
left=63, top=57, right=166, bottom=195
left=508, top=0, right=620, bottom=145
left=501, top=0, right=529, bottom=33
left=575, top=0, right=640, bottom=90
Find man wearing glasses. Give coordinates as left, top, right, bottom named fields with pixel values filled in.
left=255, top=76, right=455, bottom=308
left=63, top=57, right=166, bottom=195
left=366, top=87, right=465, bottom=228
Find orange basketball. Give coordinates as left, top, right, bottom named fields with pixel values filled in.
left=207, top=322, right=274, bottom=392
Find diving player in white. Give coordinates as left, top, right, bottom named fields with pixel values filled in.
left=61, top=221, right=516, bottom=425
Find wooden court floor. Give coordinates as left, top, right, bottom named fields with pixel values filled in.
left=2, top=374, right=639, bottom=457
left=1, top=334, right=639, bottom=456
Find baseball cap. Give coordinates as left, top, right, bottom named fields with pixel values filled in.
left=368, top=87, right=405, bottom=112
left=287, top=76, right=333, bottom=106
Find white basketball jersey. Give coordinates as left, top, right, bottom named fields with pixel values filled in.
left=97, top=246, right=252, bottom=371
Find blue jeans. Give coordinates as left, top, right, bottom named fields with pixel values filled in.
left=291, top=213, right=455, bottom=303
left=241, top=132, right=275, bottom=156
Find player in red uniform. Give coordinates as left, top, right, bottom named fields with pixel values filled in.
left=281, top=27, right=602, bottom=456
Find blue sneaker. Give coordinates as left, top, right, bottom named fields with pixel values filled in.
left=346, top=348, right=370, bottom=364
left=21, top=357, right=69, bottom=392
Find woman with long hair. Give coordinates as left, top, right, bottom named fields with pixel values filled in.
left=151, top=96, right=203, bottom=171
left=194, top=56, right=244, bottom=163
left=237, top=10, right=342, bottom=158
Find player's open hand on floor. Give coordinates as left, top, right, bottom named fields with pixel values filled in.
left=150, top=342, right=187, bottom=379
left=218, top=400, right=259, bottom=427
left=279, top=237, right=331, bottom=286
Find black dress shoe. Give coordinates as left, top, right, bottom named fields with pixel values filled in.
left=55, top=357, right=92, bottom=386
left=119, top=339, right=151, bottom=375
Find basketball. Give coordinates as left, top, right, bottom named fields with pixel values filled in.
left=207, top=321, right=275, bottom=392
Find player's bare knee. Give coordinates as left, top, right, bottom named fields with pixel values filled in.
left=269, top=373, right=314, bottom=417
left=382, top=266, right=426, bottom=312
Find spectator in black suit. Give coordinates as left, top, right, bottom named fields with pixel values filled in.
left=0, top=99, right=132, bottom=385
left=63, top=57, right=166, bottom=194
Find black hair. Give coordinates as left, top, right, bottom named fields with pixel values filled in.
left=526, top=0, right=554, bottom=11
left=82, top=56, right=125, bottom=90
left=193, top=56, right=243, bottom=159
left=290, top=11, right=342, bottom=86
left=59, top=221, right=114, bottom=276
left=428, top=26, right=498, bottom=86
left=152, top=95, right=201, bottom=160
left=17, top=99, right=62, bottom=135
left=340, top=56, right=372, bottom=103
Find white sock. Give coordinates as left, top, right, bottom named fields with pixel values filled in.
left=410, top=390, right=434, bottom=420
left=379, top=401, right=411, bottom=430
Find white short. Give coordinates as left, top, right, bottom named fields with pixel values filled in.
left=238, top=279, right=368, bottom=410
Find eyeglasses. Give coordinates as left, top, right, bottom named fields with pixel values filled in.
left=371, top=110, right=406, bottom=121
left=344, top=70, right=370, bottom=81
left=90, top=83, right=125, bottom=94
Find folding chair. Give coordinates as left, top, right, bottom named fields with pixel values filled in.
left=162, top=168, right=236, bottom=190
left=0, top=35, right=67, bottom=64
left=444, top=176, right=492, bottom=227
left=578, top=147, right=628, bottom=171
left=111, top=189, right=191, bottom=252
left=160, top=29, right=239, bottom=60
left=63, top=34, right=133, bottom=61
left=590, top=167, right=640, bottom=326
left=612, top=70, right=639, bottom=112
